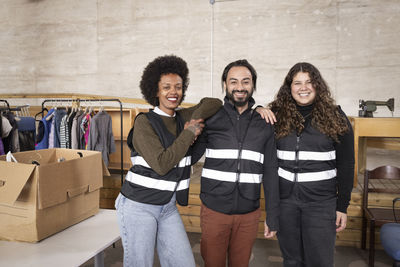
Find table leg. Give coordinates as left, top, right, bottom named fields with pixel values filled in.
left=94, top=251, right=104, bottom=267
left=354, top=135, right=359, bottom=187
left=358, top=137, right=367, bottom=174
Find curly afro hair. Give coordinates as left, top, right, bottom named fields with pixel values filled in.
left=140, top=55, right=189, bottom=107
left=269, top=62, right=349, bottom=142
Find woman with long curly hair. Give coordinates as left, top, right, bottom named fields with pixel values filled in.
left=115, top=55, right=221, bottom=267
left=267, top=62, right=354, bottom=267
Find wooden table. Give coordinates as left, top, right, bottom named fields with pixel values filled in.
left=349, top=117, right=400, bottom=186
left=0, top=209, right=120, bottom=267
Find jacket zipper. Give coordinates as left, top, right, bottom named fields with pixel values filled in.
left=223, top=110, right=253, bottom=211
left=236, top=114, right=242, bottom=182
left=234, top=141, right=243, bottom=212
left=234, top=115, right=243, bottom=211
left=294, top=135, right=300, bottom=182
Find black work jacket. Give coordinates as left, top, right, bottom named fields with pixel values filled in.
left=121, top=111, right=192, bottom=206
left=193, top=97, right=280, bottom=230
left=276, top=120, right=338, bottom=202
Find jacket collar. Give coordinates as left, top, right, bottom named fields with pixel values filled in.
left=154, top=106, right=176, bottom=117
left=223, top=96, right=255, bottom=115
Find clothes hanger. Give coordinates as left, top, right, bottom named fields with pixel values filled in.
left=46, top=100, right=57, bottom=121
left=98, top=100, right=104, bottom=113
left=34, top=106, right=48, bottom=121
left=84, top=100, right=89, bottom=114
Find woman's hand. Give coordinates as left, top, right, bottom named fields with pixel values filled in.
left=336, top=211, right=347, bottom=232
left=264, top=221, right=277, bottom=239
left=185, top=119, right=204, bottom=138
left=255, top=107, right=276, bottom=124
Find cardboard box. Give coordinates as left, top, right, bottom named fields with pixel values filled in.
left=0, top=148, right=110, bottom=242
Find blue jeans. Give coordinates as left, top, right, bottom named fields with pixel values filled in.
left=115, top=193, right=195, bottom=267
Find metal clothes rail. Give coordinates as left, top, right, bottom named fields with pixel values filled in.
left=0, top=100, right=30, bottom=114
left=0, top=100, right=10, bottom=109
left=41, top=98, right=124, bottom=183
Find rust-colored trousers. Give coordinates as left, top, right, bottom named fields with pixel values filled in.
left=200, top=204, right=261, bottom=267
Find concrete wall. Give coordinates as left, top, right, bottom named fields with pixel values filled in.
left=0, top=0, right=399, bottom=116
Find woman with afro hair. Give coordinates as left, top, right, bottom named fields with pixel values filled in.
left=261, top=62, right=354, bottom=267
left=115, top=55, right=221, bottom=267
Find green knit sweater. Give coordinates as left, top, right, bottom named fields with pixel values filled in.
left=133, top=97, right=222, bottom=176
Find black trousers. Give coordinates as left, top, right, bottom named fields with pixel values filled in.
left=277, top=191, right=337, bottom=267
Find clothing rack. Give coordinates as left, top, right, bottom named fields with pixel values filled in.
left=41, top=98, right=124, bottom=183
left=0, top=100, right=10, bottom=109
left=0, top=100, right=30, bottom=114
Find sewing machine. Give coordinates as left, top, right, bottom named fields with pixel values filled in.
left=358, top=98, right=395, bottom=117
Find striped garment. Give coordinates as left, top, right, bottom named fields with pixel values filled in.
left=59, top=114, right=69, bottom=148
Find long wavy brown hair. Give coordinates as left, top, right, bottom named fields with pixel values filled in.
left=269, top=62, right=349, bottom=142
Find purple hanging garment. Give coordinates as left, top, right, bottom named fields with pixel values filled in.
left=0, top=137, right=5, bottom=155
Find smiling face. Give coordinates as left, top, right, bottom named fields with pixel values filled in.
left=290, top=72, right=316, bottom=106
left=224, top=66, right=254, bottom=112
left=157, top=73, right=183, bottom=115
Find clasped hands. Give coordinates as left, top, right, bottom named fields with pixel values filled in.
left=184, top=119, right=205, bottom=140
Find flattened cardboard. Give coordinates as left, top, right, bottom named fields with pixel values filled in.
left=0, top=148, right=107, bottom=242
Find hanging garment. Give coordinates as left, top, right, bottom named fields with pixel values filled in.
left=48, top=118, right=55, bottom=149
left=60, top=114, right=69, bottom=148
left=75, top=111, right=86, bottom=149
left=1, top=115, right=12, bottom=139
left=71, top=110, right=83, bottom=149
left=0, top=116, right=3, bottom=155
left=80, top=113, right=91, bottom=149
left=66, top=110, right=77, bottom=148
left=87, top=111, right=116, bottom=166
left=53, top=109, right=67, bottom=148
left=0, top=137, right=4, bottom=155
left=2, top=112, right=20, bottom=153
left=17, top=116, right=36, bottom=151
left=36, top=108, right=55, bottom=150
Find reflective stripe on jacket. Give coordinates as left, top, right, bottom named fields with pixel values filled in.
left=276, top=122, right=338, bottom=201
left=121, top=110, right=192, bottom=206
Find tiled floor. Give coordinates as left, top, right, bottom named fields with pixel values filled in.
left=82, top=232, right=394, bottom=267
left=82, top=147, right=400, bottom=267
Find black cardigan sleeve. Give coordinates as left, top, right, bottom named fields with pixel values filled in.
left=263, top=124, right=280, bottom=231
left=334, top=108, right=355, bottom=213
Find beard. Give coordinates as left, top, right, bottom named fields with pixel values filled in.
left=226, top=89, right=253, bottom=107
